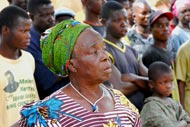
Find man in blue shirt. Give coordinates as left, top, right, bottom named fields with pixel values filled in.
left=27, top=0, right=69, bottom=99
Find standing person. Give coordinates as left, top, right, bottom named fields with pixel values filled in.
left=27, top=0, right=69, bottom=99
left=141, top=62, right=190, bottom=127
left=169, top=0, right=178, bottom=32
left=81, top=0, right=106, bottom=36
left=0, top=6, right=39, bottom=126
left=108, top=0, right=132, bottom=45
left=142, top=10, right=173, bottom=68
left=7, top=0, right=28, bottom=11
left=127, top=0, right=152, bottom=56
left=128, top=0, right=135, bottom=28
left=101, top=1, right=149, bottom=111
left=170, top=0, right=190, bottom=59
left=175, top=40, right=190, bottom=115
left=16, top=20, right=141, bottom=127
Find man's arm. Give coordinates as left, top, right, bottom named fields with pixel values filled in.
left=108, top=64, right=139, bottom=96
left=138, top=56, right=148, bottom=77
left=178, top=80, right=186, bottom=109
left=121, top=73, right=149, bottom=91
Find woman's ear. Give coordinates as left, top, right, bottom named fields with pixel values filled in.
left=67, top=59, right=77, bottom=73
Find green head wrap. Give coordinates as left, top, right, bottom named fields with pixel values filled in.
left=41, top=20, right=90, bottom=76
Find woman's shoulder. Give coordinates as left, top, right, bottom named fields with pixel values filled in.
left=111, top=88, right=139, bottom=114
left=19, top=91, right=64, bottom=127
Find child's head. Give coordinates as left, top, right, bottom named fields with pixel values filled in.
left=148, top=62, right=174, bottom=98
left=101, top=1, right=128, bottom=39
left=149, top=10, right=173, bottom=42
left=0, top=6, right=31, bottom=49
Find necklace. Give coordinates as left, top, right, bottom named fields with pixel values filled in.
left=70, top=82, right=104, bottom=112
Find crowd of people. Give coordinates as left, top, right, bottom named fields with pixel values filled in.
left=0, top=0, right=190, bottom=127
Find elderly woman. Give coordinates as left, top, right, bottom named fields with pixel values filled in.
left=17, top=20, right=141, bottom=127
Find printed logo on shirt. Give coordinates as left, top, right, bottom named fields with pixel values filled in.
left=4, top=70, right=19, bottom=93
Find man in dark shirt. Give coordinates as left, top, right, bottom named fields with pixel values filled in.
left=26, top=0, right=69, bottom=99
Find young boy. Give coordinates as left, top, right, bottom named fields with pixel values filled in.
left=0, top=6, right=39, bottom=126
left=27, top=0, right=69, bottom=99
left=141, top=61, right=190, bottom=127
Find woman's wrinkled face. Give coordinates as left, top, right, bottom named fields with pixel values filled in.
left=71, top=28, right=112, bottom=83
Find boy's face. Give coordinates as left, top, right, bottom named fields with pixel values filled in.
left=105, top=9, right=128, bottom=39
left=8, top=17, right=31, bottom=50
left=151, top=16, right=170, bottom=42
left=151, top=72, right=173, bottom=98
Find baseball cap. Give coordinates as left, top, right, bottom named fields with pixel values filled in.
left=54, top=7, right=76, bottom=18
left=149, top=10, right=173, bottom=26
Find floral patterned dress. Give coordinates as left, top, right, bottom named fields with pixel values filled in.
left=19, top=88, right=141, bottom=127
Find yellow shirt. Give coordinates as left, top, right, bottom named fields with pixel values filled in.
left=175, top=40, right=190, bottom=115
left=0, top=50, right=39, bottom=127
